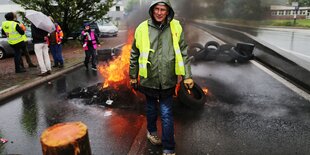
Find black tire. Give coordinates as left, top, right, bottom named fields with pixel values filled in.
left=97, top=48, right=113, bottom=61
left=204, top=41, right=220, bottom=50
left=217, top=44, right=235, bottom=62
left=192, top=48, right=208, bottom=62
left=219, top=44, right=235, bottom=51
left=0, top=48, right=6, bottom=60
left=188, top=43, right=204, bottom=57
left=229, top=47, right=254, bottom=63
left=204, top=41, right=220, bottom=61
left=178, top=81, right=206, bottom=109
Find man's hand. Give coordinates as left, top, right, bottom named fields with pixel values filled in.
left=130, top=79, right=138, bottom=90
left=184, top=78, right=194, bottom=89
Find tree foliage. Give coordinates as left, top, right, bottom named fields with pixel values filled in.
left=12, top=0, right=115, bottom=40
left=288, top=0, right=310, bottom=6
left=207, top=0, right=265, bottom=20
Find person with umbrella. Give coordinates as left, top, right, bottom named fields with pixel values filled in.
left=25, top=10, right=55, bottom=76
left=31, top=21, right=51, bottom=76
left=1, top=12, right=27, bottom=73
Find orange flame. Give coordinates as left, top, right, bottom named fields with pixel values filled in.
left=202, top=88, right=208, bottom=94
left=98, top=30, right=135, bottom=90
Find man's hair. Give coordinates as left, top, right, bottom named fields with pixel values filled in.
left=5, top=12, right=14, bottom=20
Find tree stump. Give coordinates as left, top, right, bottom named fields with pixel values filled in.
left=40, top=121, right=92, bottom=155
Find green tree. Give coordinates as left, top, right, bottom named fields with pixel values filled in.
left=12, top=0, right=115, bottom=40
left=288, top=0, right=310, bottom=6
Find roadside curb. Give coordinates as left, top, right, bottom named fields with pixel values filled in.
left=0, top=62, right=83, bottom=102
left=128, top=119, right=147, bottom=155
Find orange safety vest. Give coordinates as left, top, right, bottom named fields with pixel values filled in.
left=47, top=24, right=63, bottom=45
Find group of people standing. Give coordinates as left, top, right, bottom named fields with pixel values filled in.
left=2, top=1, right=192, bottom=154
left=1, top=12, right=64, bottom=76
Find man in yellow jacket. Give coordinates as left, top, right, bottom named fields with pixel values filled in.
left=1, top=12, right=27, bottom=73
left=16, top=21, right=37, bottom=68
left=129, top=0, right=194, bottom=155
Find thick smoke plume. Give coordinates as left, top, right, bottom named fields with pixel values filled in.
left=124, top=0, right=283, bottom=46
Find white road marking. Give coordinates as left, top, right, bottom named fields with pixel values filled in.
left=251, top=60, right=310, bottom=101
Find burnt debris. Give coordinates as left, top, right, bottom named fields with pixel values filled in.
left=67, top=83, right=144, bottom=109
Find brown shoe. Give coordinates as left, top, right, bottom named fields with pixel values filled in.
left=46, top=70, right=51, bottom=75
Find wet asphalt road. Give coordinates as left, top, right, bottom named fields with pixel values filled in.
left=1, top=59, right=310, bottom=155
left=0, top=66, right=146, bottom=155
left=1, top=26, right=310, bottom=155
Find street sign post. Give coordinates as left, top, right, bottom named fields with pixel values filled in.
left=292, top=2, right=299, bottom=25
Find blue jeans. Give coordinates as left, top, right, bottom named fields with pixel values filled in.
left=50, top=44, right=63, bottom=65
left=146, top=95, right=175, bottom=151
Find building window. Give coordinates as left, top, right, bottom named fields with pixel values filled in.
left=279, top=11, right=283, bottom=15
left=116, top=6, right=120, bottom=11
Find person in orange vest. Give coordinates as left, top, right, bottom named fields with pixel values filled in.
left=47, top=16, right=64, bottom=68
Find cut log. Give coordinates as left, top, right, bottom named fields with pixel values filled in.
left=40, top=121, right=92, bottom=155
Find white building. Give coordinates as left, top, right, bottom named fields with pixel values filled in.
left=107, top=0, right=125, bottom=21
left=270, top=5, right=310, bottom=19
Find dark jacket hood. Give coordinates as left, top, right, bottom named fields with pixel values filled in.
left=149, top=0, right=174, bottom=23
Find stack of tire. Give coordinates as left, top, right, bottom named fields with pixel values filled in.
left=188, top=41, right=220, bottom=62
left=188, top=41, right=255, bottom=63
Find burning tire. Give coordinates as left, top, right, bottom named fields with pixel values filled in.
left=204, top=41, right=220, bottom=61
left=177, top=81, right=206, bottom=109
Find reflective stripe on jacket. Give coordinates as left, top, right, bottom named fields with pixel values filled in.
left=81, top=30, right=98, bottom=50
left=135, top=19, right=185, bottom=78
left=47, top=25, right=63, bottom=45
left=1, top=21, right=24, bottom=45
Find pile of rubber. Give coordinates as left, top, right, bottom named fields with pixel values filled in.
left=188, top=41, right=255, bottom=63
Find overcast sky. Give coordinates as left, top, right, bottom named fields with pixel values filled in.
left=0, top=0, right=15, bottom=5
